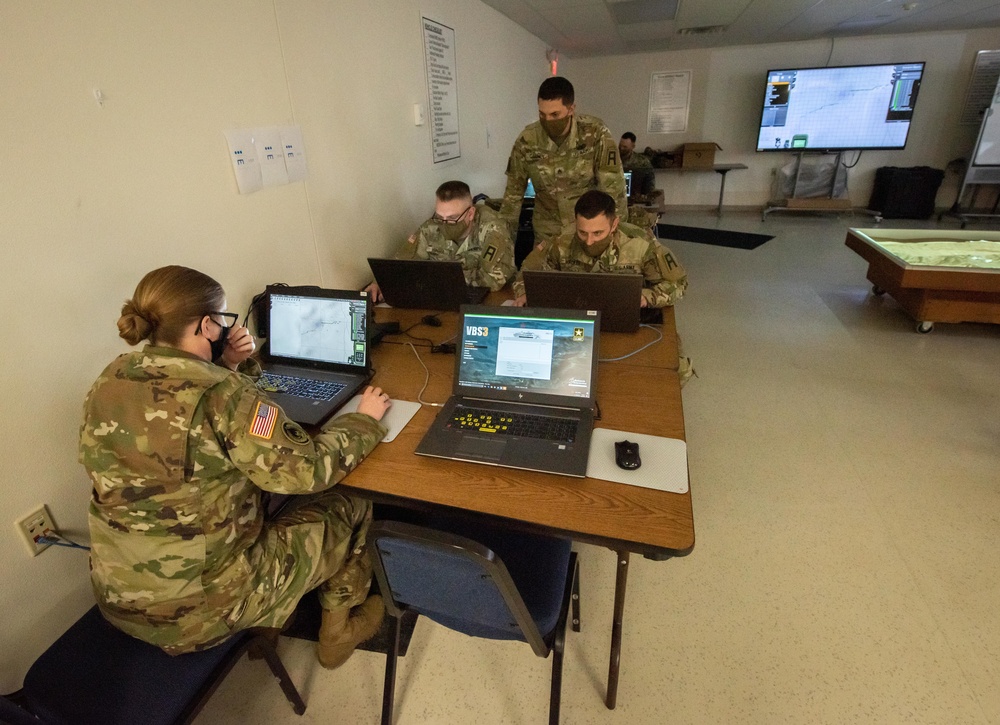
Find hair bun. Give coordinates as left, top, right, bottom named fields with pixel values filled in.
left=117, top=300, right=155, bottom=345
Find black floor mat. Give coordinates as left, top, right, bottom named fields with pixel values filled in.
left=657, top=223, right=773, bottom=250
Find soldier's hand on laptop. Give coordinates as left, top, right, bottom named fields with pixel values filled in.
left=640, top=294, right=649, bottom=308
left=357, top=385, right=391, bottom=421
left=363, top=281, right=383, bottom=304
left=513, top=294, right=527, bottom=307
left=221, top=326, right=256, bottom=370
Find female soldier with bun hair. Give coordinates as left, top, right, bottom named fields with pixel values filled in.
left=81, top=265, right=389, bottom=669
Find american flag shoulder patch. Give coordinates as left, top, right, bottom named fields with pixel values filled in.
left=249, top=400, right=278, bottom=440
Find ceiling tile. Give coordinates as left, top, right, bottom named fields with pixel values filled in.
left=480, top=0, right=1000, bottom=57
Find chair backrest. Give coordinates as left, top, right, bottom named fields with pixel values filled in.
left=369, top=521, right=550, bottom=656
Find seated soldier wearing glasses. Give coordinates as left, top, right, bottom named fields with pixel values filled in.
left=365, top=180, right=515, bottom=303
left=81, top=266, right=391, bottom=667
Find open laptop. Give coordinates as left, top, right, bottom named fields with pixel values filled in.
left=257, top=287, right=373, bottom=426
left=368, top=258, right=489, bottom=311
left=522, top=270, right=644, bottom=333
left=416, top=305, right=600, bottom=477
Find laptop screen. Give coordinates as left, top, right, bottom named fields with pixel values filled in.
left=624, top=171, right=632, bottom=197
left=268, top=292, right=369, bottom=367
left=524, top=178, right=536, bottom=199
left=457, top=310, right=598, bottom=401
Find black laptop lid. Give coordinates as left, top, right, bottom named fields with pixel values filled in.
left=522, top=270, right=643, bottom=332
left=367, top=258, right=472, bottom=311
left=262, top=287, right=371, bottom=374
left=453, top=305, right=600, bottom=409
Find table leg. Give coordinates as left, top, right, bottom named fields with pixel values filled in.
left=606, top=550, right=630, bottom=709
left=716, top=169, right=730, bottom=215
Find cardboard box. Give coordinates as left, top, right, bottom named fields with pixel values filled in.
left=677, top=142, right=721, bottom=168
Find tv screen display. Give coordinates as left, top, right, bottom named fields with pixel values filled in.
left=756, top=62, right=924, bottom=152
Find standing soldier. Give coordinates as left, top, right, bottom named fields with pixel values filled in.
left=366, top=180, right=515, bottom=303
left=499, top=77, right=627, bottom=263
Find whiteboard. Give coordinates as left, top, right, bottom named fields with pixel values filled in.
left=973, top=77, right=1000, bottom=166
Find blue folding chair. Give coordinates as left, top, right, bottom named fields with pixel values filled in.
left=1, top=605, right=304, bottom=724
left=369, top=520, right=580, bottom=724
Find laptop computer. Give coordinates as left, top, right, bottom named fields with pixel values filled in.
left=257, top=286, right=373, bottom=426
left=415, top=305, right=600, bottom=477
left=368, top=258, right=489, bottom=311
left=522, top=270, right=644, bottom=333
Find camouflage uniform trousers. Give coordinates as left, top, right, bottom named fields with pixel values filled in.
left=227, top=490, right=373, bottom=632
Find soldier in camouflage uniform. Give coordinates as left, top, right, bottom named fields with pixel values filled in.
left=513, top=191, right=695, bottom=384
left=499, top=77, right=627, bottom=264
left=80, top=266, right=390, bottom=666
left=366, top=180, right=514, bottom=303
left=619, top=132, right=656, bottom=202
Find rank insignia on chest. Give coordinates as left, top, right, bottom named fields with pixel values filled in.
left=483, top=244, right=497, bottom=261
left=249, top=400, right=278, bottom=440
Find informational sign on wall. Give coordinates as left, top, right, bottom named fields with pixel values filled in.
left=224, top=125, right=308, bottom=195
left=647, top=71, right=691, bottom=134
left=960, top=50, right=1000, bottom=126
left=421, top=17, right=461, bottom=163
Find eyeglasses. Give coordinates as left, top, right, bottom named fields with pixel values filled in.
left=432, top=206, right=472, bottom=225
left=207, top=312, right=239, bottom=328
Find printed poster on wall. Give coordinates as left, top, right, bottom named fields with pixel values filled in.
left=647, top=71, right=691, bottom=134
left=422, top=17, right=461, bottom=163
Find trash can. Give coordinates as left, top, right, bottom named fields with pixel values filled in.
left=867, top=166, right=945, bottom=219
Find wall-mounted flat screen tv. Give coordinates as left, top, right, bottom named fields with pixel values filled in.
left=756, top=62, right=925, bottom=152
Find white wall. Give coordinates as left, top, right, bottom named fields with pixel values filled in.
left=565, top=29, right=1000, bottom=208
left=0, top=0, right=546, bottom=693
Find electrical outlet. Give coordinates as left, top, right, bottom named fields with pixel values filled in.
left=15, top=504, right=56, bottom=557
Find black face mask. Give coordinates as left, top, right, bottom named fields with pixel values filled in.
left=209, top=323, right=230, bottom=361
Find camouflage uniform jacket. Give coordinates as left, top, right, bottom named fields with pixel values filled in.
left=514, top=221, right=687, bottom=307
left=499, top=114, right=627, bottom=245
left=395, top=203, right=514, bottom=290
left=622, top=151, right=656, bottom=200
left=79, top=346, right=386, bottom=654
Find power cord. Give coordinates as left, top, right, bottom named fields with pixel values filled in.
left=599, top=324, right=663, bottom=361
left=35, top=532, right=91, bottom=551
left=407, top=343, right=446, bottom=407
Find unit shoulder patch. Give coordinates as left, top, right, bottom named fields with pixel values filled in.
left=282, top=421, right=310, bottom=445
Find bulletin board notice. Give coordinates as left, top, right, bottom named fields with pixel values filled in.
left=422, top=17, right=461, bottom=163
left=647, top=71, right=691, bottom=134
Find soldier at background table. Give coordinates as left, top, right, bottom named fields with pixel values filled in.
left=620, top=132, right=662, bottom=231
left=620, top=132, right=656, bottom=202
left=499, top=76, right=627, bottom=270
left=512, top=190, right=695, bottom=384
left=365, top=180, right=515, bottom=303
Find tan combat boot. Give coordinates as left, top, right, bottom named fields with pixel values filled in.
left=317, top=594, right=385, bottom=669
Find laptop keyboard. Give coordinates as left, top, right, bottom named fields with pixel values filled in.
left=448, top=407, right=578, bottom=443
left=258, top=372, right=347, bottom=402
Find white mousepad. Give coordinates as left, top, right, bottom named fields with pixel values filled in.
left=335, top=397, right=421, bottom=443
left=586, top=428, right=688, bottom=493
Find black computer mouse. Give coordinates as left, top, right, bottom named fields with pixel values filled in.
left=615, top=440, right=641, bottom=470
